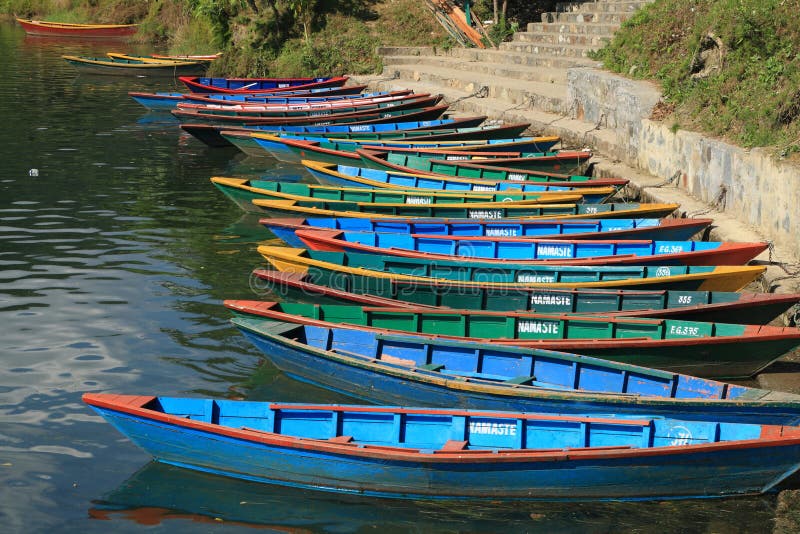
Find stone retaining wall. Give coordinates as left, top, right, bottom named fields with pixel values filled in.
left=569, top=67, right=800, bottom=259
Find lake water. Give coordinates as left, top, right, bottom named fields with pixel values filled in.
left=0, top=19, right=788, bottom=532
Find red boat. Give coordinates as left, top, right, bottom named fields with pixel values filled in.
left=16, top=18, right=137, bottom=38
left=178, top=75, right=350, bottom=94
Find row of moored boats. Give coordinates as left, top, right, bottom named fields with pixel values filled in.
left=83, top=72, right=800, bottom=501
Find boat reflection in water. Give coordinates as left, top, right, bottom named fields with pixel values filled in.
left=90, top=462, right=781, bottom=532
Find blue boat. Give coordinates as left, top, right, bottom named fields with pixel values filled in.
left=295, top=228, right=767, bottom=266
left=230, top=317, right=800, bottom=423
left=260, top=217, right=712, bottom=248
left=303, top=159, right=628, bottom=191
left=180, top=117, right=488, bottom=148
left=84, top=391, right=800, bottom=500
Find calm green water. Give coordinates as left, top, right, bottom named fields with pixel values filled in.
left=0, top=20, right=786, bottom=533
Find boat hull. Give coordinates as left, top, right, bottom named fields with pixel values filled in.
left=87, top=398, right=800, bottom=500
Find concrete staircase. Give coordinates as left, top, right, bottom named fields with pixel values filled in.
left=371, top=0, right=655, bottom=118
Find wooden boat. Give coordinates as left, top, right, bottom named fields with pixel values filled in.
left=295, top=228, right=767, bottom=266
left=229, top=303, right=800, bottom=378
left=256, top=246, right=766, bottom=292
left=171, top=95, right=444, bottom=124
left=171, top=103, right=451, bottom=127
left=248, top=134, right=565, bottom=165
left=106, top=52, right=214, bottom=65
left=184, top=88, right=410, bottom=106
left=16, top=17, right=137, bottom=38
left=210, top=177, right=587, bottom=214
left=129, top=85, right=372, bottom=111
left=251, top=270, right=800, bottom=325
left=361, top=144, right=593, bottom=174
left=250, top=198, right=679, bottom=220
left=179, top=116, right=488, bottom=147
left=230, top=316, right=800, bottom=416
left=358, top=147, right=603, bottom=182
left=62, top=55, right=207, bottom=76
left=174, top=93, right=440, bottom=117
left=260, top=217, right=713, bottom=247
left=303, top=159, right=630, bottom=191
left=179, top=75, right=349, bottom=94
left=83, top=391, right=800, bottom=500
left=150, top=52, right=222, bottom=61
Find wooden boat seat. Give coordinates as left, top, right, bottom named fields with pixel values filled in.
left=440, top=440, right=468, bottom=451
left=505, top=376, right=536, bottom=385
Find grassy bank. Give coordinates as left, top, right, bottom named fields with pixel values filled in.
left=592, top=0, right=800, bottom=154
left=5, top=0, right=446, bottom=77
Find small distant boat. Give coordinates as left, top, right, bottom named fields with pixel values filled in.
left=62, top=55, right=207, bottom=76
left=171, top=103, right=450, bottom=127
left=106, top=52, right=216, bottom=66
left=150, top=52, right=222, bottom=61
left=84, top=391, right=800, bottom=500
left=251, top=269, right=800, bottom=325
left=129, top=85, right=372, bottom=111
left=16, top=17, right=137, bottom=38
left=179, top=75, right=350, bottom=94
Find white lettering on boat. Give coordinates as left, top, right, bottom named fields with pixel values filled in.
left=531, top=294, right=572, bottom=306
left=657, top=245, right=686, bottom=253
left=518, top=320, right=560, bottom=335
left=677, top=295, right=693, bottom=304
left=469, top=422, right=517, bottom=436
left=472, top=185, right=496, bottom=192
left=508, top=173, right=526, bottom=181
left=666, top=425, right=693, bottom=446
left=655, top=267, right=672, bottom=277
left=486, top=228, right=518, bottom=237
left=350, top=125, right=370, bottom=131
left=468, top=210, right=503, bottom=219
left=517, top=274, right=556, bottom=283
left=405, top=196, right=432, bottom=205
left=669, top=325, right=701, bottom=336
left=538, top=245, right=571, bottom=257
left=445, top=155, right=469, bottom=160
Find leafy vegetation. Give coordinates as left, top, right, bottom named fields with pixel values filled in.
left=4, top=0, right=446, bottom=76
left=591, top=0, right=800, bottom=153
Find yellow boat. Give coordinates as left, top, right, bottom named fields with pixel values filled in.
left=257, top=245, right=766, bottom=292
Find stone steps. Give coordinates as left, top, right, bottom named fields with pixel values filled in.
left=553, top=1, right=654, bottom=14
left=383, top=63, right=568, bottom=114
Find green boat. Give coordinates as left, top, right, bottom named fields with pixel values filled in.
left=225, top=300, right=800, bottom=378
left=210, top=177, right=615, bottom=212
left=258, top=246, right=766, bottom=292
left=251, top=270, right=800, bottom=325
left=247, top=134, right=585, bottom=173
left=357, top=147, right=606, bottom=183
left=218, top=124, right=545, bottom=157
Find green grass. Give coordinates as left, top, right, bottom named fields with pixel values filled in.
left=592, top=0, right=800, bottom=153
